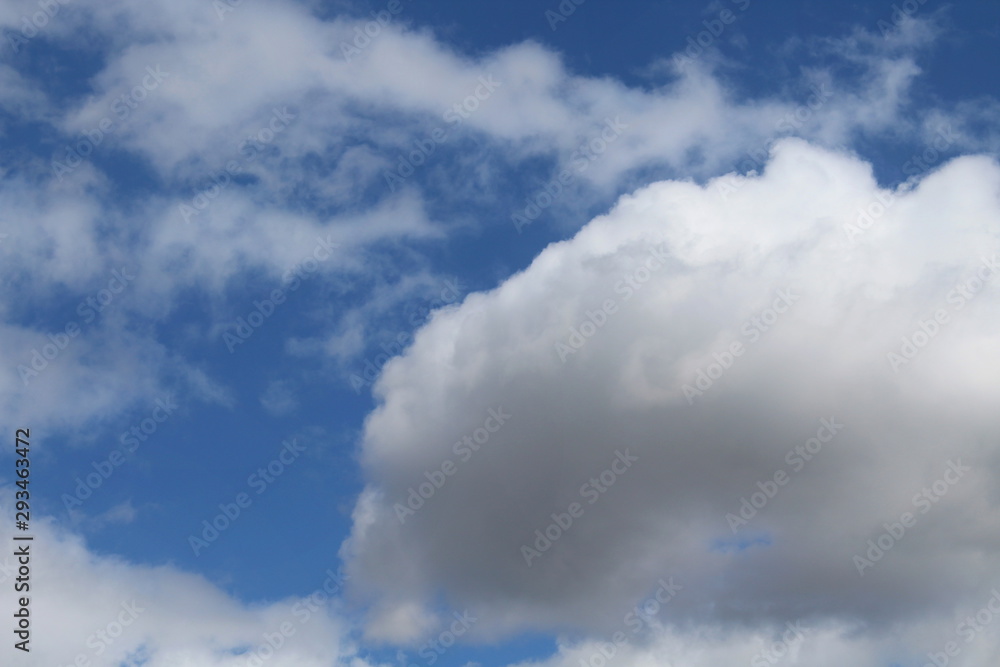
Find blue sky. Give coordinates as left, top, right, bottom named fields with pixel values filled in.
left=1, top=1, right=999, bottom=666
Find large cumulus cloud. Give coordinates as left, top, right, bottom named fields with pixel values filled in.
left=343, top=138, right=1000, bottom=663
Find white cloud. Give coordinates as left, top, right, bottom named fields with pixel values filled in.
left=342, top=139, right=1000, bottom=665
left=0, top=317, right=221, bottom=443
left=0, top=505, right=365, bottom=667
left=10, top=1, right=958, bottom=200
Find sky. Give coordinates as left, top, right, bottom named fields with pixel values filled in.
left=0, top=0, right=999, bottom=666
